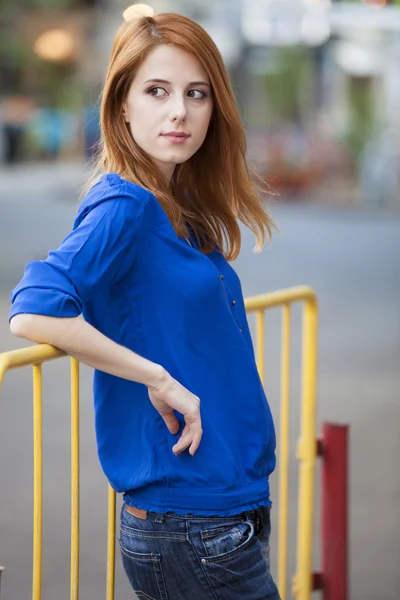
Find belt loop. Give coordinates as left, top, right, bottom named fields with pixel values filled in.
left=155, top=512, right=165, bottom=523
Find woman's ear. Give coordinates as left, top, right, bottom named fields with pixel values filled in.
left=122, top=104, right=129, bottom=123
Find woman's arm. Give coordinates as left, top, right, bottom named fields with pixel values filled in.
left=10, top=314, right=202, bottom=456
left=10, top=313, right=163, bottom=385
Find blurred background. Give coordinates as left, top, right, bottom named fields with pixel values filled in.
left=1, top=0, right=400, bottom=208
left=0, top=1, right=399, bottom=600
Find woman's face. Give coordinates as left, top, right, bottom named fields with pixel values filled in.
left=123, top=44, right=214, bottom=182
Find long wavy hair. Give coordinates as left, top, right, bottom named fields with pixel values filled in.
left=82, top=12, right=276, bottom=260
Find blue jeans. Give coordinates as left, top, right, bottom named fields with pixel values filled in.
left=119, top=503, right=281, bottom=600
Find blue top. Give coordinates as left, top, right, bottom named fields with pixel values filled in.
left=10, top=174, right=276, bottom=516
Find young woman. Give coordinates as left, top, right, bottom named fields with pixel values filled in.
left=9, top=12, right=281, bottom=600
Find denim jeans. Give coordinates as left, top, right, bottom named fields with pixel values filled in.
left=119, top=503, right=281, bottom=600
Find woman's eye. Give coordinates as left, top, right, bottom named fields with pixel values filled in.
left=147, top=87, right=167, bottom=97
left=187, top=89, right=206, bottom=99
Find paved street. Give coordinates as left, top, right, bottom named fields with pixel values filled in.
left=0, top=163, right=399, bottom=600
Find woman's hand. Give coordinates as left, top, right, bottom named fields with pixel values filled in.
left=147, top=372, right=202, bottom=456
left=10, top=316, right=202, bottom=456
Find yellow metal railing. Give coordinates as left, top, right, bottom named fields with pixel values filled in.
left=244, top=285, right=318, bottom=600
left=0, top=346, right=116, bottom=600
left=0, top=285, right=318, bottom=600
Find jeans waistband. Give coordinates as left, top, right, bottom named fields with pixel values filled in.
left=123, top=501, right=268, bottom=524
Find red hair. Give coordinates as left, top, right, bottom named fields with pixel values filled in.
left=82, top=13, right=276, bottom=260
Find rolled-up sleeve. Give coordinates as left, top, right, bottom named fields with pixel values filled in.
left=9, top=188, right=146, bottom=321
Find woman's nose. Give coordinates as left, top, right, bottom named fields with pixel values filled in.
left=169, top=98, right=187, bottom=123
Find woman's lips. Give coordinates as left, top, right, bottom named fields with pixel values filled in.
left=161, top=133, right=190, bottom=144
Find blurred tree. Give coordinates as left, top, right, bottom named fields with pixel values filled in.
left=0, top=0, right=96, bottom=105
left=345, top=76, right=374, bottom=158
left=262, top=47, right=313, bottom=125
left=0, top=0, right=100, bottom=162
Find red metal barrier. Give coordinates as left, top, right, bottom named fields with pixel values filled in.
left=318, top=423, right=349, bottom=600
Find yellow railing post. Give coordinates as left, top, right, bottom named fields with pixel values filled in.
left=293, top=295, right=319, bottom=600
left=106, top=486, right=116, bottom=600
left=278, top=304, right=291, bottom=600
left=70, top=358, right=80, bottom=600
left=256, top=310, right=265, bottom=385
left=0, top=346, right=65, bottom=600
left=32, top=364, right=43, bottom=600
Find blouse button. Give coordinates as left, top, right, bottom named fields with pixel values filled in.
left=220, top=274, right=224, bottom=280
left=232, top=300, right=237, bottom=306
left=239, top=329, right=243, bottom=333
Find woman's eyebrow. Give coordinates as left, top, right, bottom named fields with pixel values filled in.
left=143, top=78, right=210, bottom=87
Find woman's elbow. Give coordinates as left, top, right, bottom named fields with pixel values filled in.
left=10, top=314, right=37, bottom=339
left=10, top=314, right=81, bottom=346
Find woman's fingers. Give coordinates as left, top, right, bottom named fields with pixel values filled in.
left=172, top=425, right=192, bottom=455
left=188, top=422, right=203, bottom=456
left=159, top=410, right=180, bottom=435
left=184, top=406, right=202, bottom=455
left=172, top=421, right=203, bottom=456
left=148, top=374, right=203, bottom=454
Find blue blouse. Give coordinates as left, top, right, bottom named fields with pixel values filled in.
left=10, top=174, right=276, bottom=516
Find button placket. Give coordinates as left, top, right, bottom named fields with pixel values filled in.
left=217, top=269, right=242, bottom=333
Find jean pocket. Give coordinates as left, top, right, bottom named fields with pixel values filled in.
left=119, top=533, right=168, bottom=600
left=200, top=519, right=255, bottom=563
